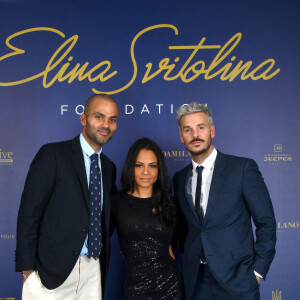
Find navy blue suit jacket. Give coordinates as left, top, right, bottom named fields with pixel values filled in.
left=173, top=151, right=276, bottom=299
left=16, top=136, right=116, bottom=296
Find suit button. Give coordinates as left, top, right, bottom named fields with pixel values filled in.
left=74, top=251, right=78, bottom=256
left=82, top=229, right=87, bottom=233
left=202, top=231, right=206, bottom=235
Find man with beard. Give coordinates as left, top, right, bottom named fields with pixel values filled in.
left=172, top=102, right=276, bottom=300
left=16, top=94, right=118, bottom=300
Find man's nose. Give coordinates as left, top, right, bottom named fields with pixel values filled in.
left=102, top=118, right=109, bottom=127
left=192, top=131, right=199, bottom=138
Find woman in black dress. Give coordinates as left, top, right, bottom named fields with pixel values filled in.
left=111, top=138, right=184, bottom=300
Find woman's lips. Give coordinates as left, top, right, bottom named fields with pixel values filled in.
left=140, top=178, right=151, bottom=181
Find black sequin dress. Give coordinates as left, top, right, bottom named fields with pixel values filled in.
left=111, top=193, right=184, bottom=300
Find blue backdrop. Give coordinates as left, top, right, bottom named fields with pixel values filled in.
left=0, top=1, right=299, bottom=299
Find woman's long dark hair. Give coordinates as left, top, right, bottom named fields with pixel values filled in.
left=120, top=138, right=176, bottom=227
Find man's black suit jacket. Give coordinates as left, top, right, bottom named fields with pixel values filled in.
left=16, top=135, right=116, bottom=296
left=173, top=151, right=276, bottom=300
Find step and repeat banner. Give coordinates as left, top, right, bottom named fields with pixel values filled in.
left=0, top=0, right=299, bottom=299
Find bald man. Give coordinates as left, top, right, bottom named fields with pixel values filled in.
left=16, top=94, right=118, bottom=300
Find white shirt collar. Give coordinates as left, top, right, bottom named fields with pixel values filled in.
left=80, top=133, right=102, bottom=157
left=191, top=147, right=217, bottom=171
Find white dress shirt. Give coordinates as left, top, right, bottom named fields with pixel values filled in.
left=79, top=133, right=103, bottom=256
left=189, top=148, right=217, bottom=216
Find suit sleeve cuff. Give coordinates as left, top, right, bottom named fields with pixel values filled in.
left=254, top=270, right=263, bottom=279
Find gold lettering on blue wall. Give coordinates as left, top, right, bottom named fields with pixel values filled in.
left=0, top=25, right=280, bottom=94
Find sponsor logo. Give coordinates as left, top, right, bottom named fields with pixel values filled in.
left=272, top=290, right=282, bottom=300
left=264, top=144, right=292, bottom=164
left=274, top=144, right=282, bottom=152
left=277, top=222, right=299, bottom=233
left=0, top=149, right=13, bottom=165
left=163, top=150, right=190, bottom=161
left=0, top=234, right=15, bottom=239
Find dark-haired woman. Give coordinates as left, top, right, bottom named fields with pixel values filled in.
left=111, top=138, right=184, bottom=300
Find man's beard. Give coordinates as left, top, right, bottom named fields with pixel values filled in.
left=88, top=126, right=114, bottom=146
left=187, top=138, right=211, bottom=157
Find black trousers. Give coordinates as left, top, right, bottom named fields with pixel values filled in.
left=191, top=264, right=260, bottom=300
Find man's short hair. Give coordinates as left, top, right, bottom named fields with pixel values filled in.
left=84, top=93, right=117, bottom=115
left=176, top=102, right=213, bottom=127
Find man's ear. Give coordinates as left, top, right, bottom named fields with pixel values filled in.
left=210, top=124, right=215, bottom=139
left=80, top=113, right=86, bottom=126
left=179, top=129, right=184, bottom=143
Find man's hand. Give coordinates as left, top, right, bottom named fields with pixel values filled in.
left=255, top=275, right=261, bottom=285
left=22, top=270, right=34, bottom=282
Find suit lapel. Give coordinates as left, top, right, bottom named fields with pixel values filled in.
left=100, top=155, right=110, bottom=211
left=100, top=154, right=113, bottom=241
left=71, top=136, right=90, bottom=210
left=204, top=151, right=227, bottom=224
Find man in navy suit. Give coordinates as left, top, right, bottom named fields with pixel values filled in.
left=16, top=94, right=118, bottom=299
left=173, top=102, right=276, bottom=300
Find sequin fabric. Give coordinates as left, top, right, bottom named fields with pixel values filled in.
left=112, top=194, right=184, bottom=300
